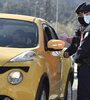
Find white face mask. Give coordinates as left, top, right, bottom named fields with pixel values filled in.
left=84, top=15, right=90, bottom=24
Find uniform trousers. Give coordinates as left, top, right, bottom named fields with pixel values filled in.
left=77, top=63, right=90, bottom=100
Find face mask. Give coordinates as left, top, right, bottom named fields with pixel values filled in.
left=78, top=17, right=88, bottom=27
left=84, top=15, right=90, bottom=24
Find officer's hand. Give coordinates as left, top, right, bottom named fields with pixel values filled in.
left=63, top=52, right=69, bottom=58
left=66, top=37, right=72, bottom=44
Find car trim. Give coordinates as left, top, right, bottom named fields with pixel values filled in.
left=0, top=95, right=14, bottom=100
left=33, top=17, right=36, bottom=22
left=0, top=67, right=29, bottom=74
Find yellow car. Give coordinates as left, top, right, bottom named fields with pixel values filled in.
left=0, top=14, right=74, bottom=100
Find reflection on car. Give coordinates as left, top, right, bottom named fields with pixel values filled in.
left=0, top=19, right=38, bottom=48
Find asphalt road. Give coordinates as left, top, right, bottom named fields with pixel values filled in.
left=72, top=63, right=78, bottom=100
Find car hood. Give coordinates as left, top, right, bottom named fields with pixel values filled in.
left=0, top=47, right=34, bottom=66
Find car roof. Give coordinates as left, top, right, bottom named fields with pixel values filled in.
left=0, top=13, right=51, bottom=25
left=0, top=13, right=36, bottom=21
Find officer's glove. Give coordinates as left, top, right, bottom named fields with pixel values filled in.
left=63, top=51, right=69, bottom=58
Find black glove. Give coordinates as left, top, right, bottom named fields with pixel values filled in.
left=75, top=29, right=81, bottom=36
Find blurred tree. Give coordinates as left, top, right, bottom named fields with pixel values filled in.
left=45, top=0, right=51, bottom=22
left=0, top=0, right=89, bottom=36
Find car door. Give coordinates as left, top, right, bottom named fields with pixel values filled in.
left=42, top=24, right=63, bottom=96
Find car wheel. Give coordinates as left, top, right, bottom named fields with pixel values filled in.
left=35, top=84, right=49, bottom=100
left=67, top=80, right=72, bottom=100
left=41, top=87, right=47, bottom=100
left=64, top=80, right=72, bottom=100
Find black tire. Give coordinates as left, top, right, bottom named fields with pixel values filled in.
left=64, top=79, right=72, bottom=100
left=35, top=83, right=49, bottom=100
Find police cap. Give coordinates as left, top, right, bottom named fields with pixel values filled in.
left=84, top=5, right=90, bottom=13
left=75, top=2, right=86, bottom=14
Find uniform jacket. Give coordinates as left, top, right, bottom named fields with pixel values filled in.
left=65, top=26, right=85, bottom=56
left=74, top=24, right=90, bottom=63
left=65, top=36, right=80, bottom=56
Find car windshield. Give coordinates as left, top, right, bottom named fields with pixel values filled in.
left=0, top=19, right=38, bottom=48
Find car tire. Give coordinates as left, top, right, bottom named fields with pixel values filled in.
left=35, top=83, right=49, bottom=100
left=64, top=79, right=72, bottom=100
left=40, top=85, right=48, bottom=100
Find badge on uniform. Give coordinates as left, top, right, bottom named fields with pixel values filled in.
left=84, top=32, right=89, bottom=39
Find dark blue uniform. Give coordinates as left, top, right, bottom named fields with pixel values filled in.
left=74, top=24, right=90, bottom=100
left=65, top=35, right=81, bottom=56
left=65, top=27, right=85, bottom=56
left=65, top=1, right=87, bottom=56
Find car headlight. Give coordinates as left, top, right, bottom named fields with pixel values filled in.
left=9, top=51, right=36, bottom=62
left=8, top=71, right=23, bottom=85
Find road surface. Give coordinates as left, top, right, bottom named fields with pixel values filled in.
left=72, top=63, right=78, bottom=100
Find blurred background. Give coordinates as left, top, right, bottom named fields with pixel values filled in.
left=0, top=0, right=89, bottom=37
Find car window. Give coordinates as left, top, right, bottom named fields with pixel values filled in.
left=0, top=19, right=38, bottom=48
left=49, top=26, right=58, bottom=39
left=43, top=24, right=58, bottom=50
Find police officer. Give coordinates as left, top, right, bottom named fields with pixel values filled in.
left=74, top=4, right=90, bottom=100
left=63, top=2, right=88, bottom=58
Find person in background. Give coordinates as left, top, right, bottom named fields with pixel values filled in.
left=12, top=30, right=27, bottom=47
left=74, top=4, right=90, bottom=100
left=13, top=30, right=26, bottom=44
left=63, top=2, right=88, bottom=58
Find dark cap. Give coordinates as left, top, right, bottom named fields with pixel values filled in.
left=84, top=5, right=90, bottom=13
left=75, top=2, right=86, bottom=14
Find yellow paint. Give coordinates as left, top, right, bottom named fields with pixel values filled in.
left=0, top=13, right=73, bottom=100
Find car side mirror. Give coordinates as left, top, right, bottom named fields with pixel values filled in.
left=47, top=39, right=65, bottom=50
